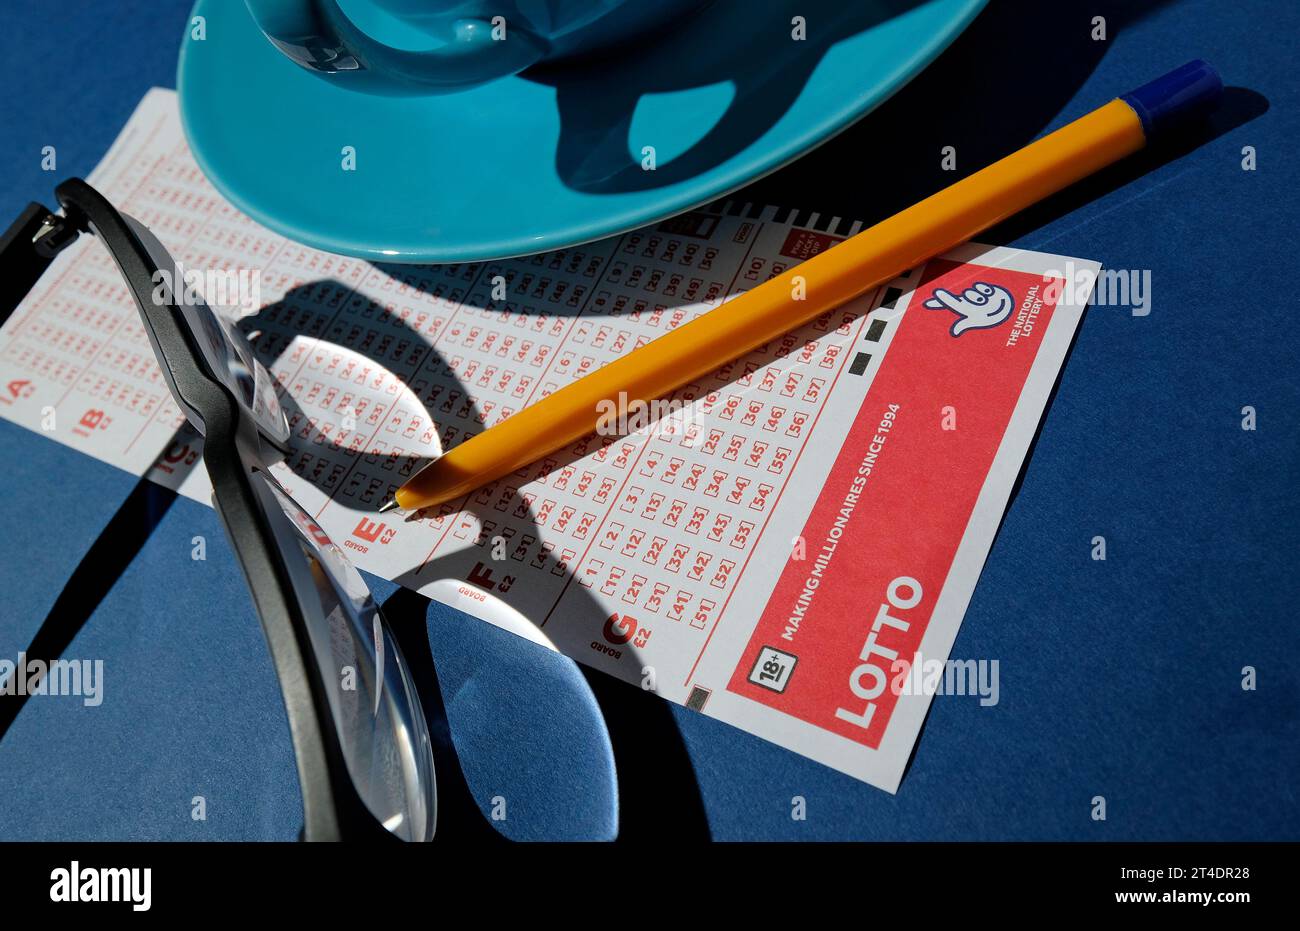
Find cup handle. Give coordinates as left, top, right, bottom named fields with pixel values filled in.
left=244, top=0, right=549, bottom=95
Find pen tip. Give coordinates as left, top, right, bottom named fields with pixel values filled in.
left=378, top=497, right=401, bottom=514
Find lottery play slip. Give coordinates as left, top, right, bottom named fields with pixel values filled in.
left=0, top=90, right=1099, bottom=792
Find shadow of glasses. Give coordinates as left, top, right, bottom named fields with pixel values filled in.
left=234, top=280, right=712, bottom=841
left=2, top=271, right=712, bottom=841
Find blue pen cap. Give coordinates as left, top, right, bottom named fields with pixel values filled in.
left=1120, top=60, right=1223, bottom=139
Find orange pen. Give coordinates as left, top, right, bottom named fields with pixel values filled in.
left=382, top=61, right=1221, bottom=513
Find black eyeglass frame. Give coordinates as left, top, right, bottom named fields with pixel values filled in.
left=0, top=178, right=420, bottom=842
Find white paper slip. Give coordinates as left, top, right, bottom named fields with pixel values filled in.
left=0, top=89, right=1098, bottom=792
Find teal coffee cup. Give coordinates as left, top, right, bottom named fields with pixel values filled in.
left=244, top=0, right=704, bottom=94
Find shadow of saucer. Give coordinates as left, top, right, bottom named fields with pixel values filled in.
left=732, top=0, right=1181, bottom=225
left=525, top=0, right=928, bottom=193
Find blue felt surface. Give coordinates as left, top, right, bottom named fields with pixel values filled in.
left=1, top=0, right=1297, bottom=840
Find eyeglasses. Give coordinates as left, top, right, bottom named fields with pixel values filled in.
left=0, top=179, right=437, bottom=842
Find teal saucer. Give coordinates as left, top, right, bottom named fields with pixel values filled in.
left=178, top=0, right=987, bottom=263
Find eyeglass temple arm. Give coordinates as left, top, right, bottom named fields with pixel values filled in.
left=0, top=202, right=83, bottom=329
